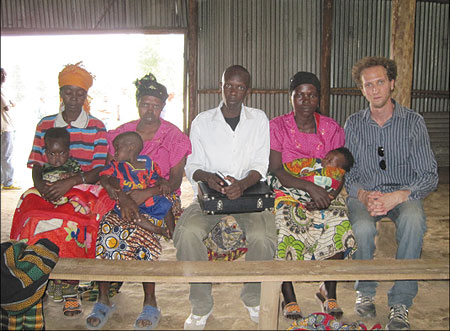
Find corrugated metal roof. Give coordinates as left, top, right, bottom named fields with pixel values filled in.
left=1, top=0, right=187, bottom=32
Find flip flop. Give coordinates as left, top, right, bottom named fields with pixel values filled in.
left=86, top=302, right=116, bottom=330
left=315, top=291, right=344, bottom=319
left=63, top=297, right=82, bottom=317
left=282, top=301, right=303, bottom=320
left=134, top=305, right=161, bottom=330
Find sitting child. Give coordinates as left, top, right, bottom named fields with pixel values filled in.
left=100, top=131, right=175, bottom=238
left=36, top=127, right=90, bottom=213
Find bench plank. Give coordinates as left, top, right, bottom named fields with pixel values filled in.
left=50, top=258, right=449, bottom=283
left=49, top=258, right=448, bottom=330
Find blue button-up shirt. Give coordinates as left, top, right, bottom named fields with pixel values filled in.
left=344, top=99, right=438, bottom=200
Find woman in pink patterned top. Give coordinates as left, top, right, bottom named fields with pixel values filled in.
left=268, top=72, right=356, bottom=320
left=86, top=74, right=191, bottom=330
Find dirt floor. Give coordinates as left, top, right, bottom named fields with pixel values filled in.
left=1, top=178, right=449, bottom=330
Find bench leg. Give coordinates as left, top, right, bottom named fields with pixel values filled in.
left=258, top=281, right=281, bottom=330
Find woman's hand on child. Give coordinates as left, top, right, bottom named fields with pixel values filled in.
left=126, top=189, right=149, bottom=206
left=307, top=183, right=332, bottom=210
left=118, top=192, right=142, bottom=224
left=41, top=177, right=76, bottom=202
left=34, top=179, right=52, bottom=198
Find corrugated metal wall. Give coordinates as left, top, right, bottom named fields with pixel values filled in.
left=412, top=0, right=449, bottom=114
left=1, top=0, right=448, bottom=124
left=196, top=0, right=449, bottom=126
left=330, top=0, right=391, bottom=126
left=197, top=0, right=323, bottom=119
left=1, top=0, right=187, bottom=31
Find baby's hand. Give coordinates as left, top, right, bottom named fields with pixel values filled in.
left=105, top=186, right=119, bottom=200
left=158, top=179, right=171, bottom=196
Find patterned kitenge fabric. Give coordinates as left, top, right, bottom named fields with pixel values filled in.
left=287, top=312, right=382, bottom=330
left=1, top=299, right=45, bottom=331
left=96, top=194, right=181, bottom=261
left=268, top=158, right=357, bottom=261
left=41, top=158, right=82, bottom=182
left=281, top=158, right=345, bottom=203
left=100, top=155, right=172, bottom=220
left=202, top=215, right=248, bottom=261
left=1, top=239, right=59, bottom=330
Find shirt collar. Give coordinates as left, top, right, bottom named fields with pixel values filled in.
left=212, top=101, right=253, bottom=122
left=55, top=110, right=89, bottom=128
left=362, top=98, right=405, bottom=121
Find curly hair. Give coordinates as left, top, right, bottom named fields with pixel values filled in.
left=44, top=127, right=71, bottom=149
left=352, top=57, right=397, bottom=88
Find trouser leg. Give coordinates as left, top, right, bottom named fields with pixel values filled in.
left=234, top=210, right=277, bottom=307
left=1, top=131, right=15, bottom=186
left=387, top=200, right=426, bottom=308
left=347, top=197, right=379, bottom=297
left=173, top=202, right=218, bottom=315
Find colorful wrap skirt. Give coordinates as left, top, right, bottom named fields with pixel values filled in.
left=95, top=194, right=182, bottom=261
left=268, top=169, right=357, bottom=261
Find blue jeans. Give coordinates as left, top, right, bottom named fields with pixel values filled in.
left=1, top=131, right=15, bottom=186
left=347, top=197, right=427, bottom=308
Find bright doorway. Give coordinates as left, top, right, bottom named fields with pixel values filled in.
left=1, top=33, right=185, bottom=188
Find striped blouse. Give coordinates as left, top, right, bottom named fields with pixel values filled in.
left=28, top=113, right=108, bottom=171
left=344, top=100, right=438, bottom=200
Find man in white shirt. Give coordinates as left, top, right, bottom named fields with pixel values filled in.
left=1, top=67, right=20, bottom=190
left=174, top=65, right=276, bottom=330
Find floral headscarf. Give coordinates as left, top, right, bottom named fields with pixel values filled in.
left=134, top=73, right=168, bottom=103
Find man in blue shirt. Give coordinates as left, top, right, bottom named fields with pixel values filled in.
left=344, top=56, right=438, bottom=330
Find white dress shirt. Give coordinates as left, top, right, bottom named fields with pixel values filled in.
left=186, top=101, right=270, bottom=195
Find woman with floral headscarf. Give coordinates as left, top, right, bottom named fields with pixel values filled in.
left=86, top=73, right=191, bottom=330
left=10, top=62, right=108, bottom=317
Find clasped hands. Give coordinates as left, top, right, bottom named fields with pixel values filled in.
left=358, top=189, right=410, bottom=216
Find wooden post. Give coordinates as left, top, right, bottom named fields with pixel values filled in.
left=390, top=0, right=416, bottom=108
left=258, top=281, right=281, bottom=330
left=187, top=0, right=198, bottom=132
left=320, top=0, right=333, bottom=116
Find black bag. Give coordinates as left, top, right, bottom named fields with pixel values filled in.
left=198, top=181, right=275, bottom=215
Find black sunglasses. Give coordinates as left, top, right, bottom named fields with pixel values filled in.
left=378, top=147, right=386, bottom=170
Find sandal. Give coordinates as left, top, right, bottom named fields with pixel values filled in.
left=63, top=297, right=82, bottom=317
left=322, top=298, right=344, bottom=319
left=86, top=302, right=116, bottom=330
left=282, top=301, right=303, bottom=320
left=315, top=287, right=343, bottom=319
left=134, top=305, right=161, bottom=330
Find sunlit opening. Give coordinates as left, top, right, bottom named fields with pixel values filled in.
left=1, top=34, right=185, bottom=187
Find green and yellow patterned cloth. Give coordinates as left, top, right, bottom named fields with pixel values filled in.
left=268, top=158, right=356, bottom=261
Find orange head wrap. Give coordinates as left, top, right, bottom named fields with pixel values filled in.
left=58, top=62, right=94, bottom=112
left=58, top=62, right=94, bottom=91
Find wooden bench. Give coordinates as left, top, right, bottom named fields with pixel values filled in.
left=49, top=258, right=449, bottom=330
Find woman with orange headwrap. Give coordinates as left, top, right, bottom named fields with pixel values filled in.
left=10, top=62, right=108, bottom=317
